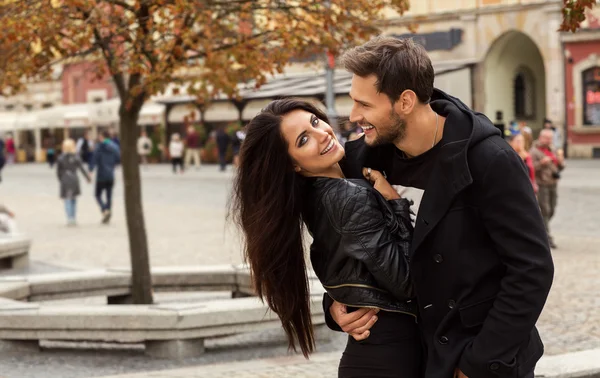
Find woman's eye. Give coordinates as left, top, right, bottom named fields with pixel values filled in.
left=299, top=136, right=308, bottom=146
left=311, top=117, right=319, bottom=127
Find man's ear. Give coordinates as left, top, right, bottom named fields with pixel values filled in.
left=396, top=90, right=417, bottom=115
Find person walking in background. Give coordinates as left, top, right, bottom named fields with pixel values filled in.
left=56, top=139, right=91, bottom=226
left=0, top=136, right=5, bottom=183
left=108, top=126, right=120, bottom=147
left=184, top=126, right=202, bottom=169
left=531, top=129, right=565, bottom=249
left=5, top=133, right=15, bottom=164
left=0, top=204, right=16, bottom=234
left=508, top=133, right=538, bottom=194
left=169, top=133, right=185, bottom=174
left=137, top=130, right=153, bottom=166
left=45, top=136, right=57, bottom=168
left=76, top=130, right=94, bottom=169
left=90, top=130, right=121, bottom=224
left=543, top=118, right=563, bottom=150
left=216, top=126, right=230, bottom=172
left=231, top=128, right=246, bottom=168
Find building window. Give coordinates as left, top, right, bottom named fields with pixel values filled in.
left=42, top=103, right=53, bottom=108
left=583, top=66, right=600, bottom=125
left=5, top=104, right=15, bottom=111
left=514, top=67, right=535, bottom=119
left=24, top=104, right=33, bottom=111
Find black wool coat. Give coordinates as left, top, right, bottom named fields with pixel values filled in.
left=324, top=89, right=554, bottom=378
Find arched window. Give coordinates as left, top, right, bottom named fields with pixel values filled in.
left=583, top=66, right=600, bottom=125
left=514, top=67, right=535, bottom=119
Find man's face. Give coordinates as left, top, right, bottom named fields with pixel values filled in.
left=539, top=130, right=553, bottom=147
left=544, top=122, right=552, bottom=129
left=348, top=74, right=406, bottom=147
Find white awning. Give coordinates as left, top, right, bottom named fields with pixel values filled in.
left=335, top=95, right=354, bottom=117
left=167, top=104, right=200, bottom=123
left=138, top=102, right=165, bottom=125
left=241, top=99, right=272, bottom=120
left=0, top=113, right=18, bottom=131
left=204, top=102, right=239, bottom=122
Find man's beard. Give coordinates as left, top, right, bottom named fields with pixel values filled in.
left=367, top=110, right=406, bottom=147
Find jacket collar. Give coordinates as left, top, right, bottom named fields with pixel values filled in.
left=341, top=89, right=489, bottom=255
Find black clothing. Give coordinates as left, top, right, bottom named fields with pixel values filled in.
left=304, top=177, right=415, bottom=316
left=95, top=180, right=114, bottom=212
left=171, top=157, right=184, bottom=173
left=326, top=88, right=554, bottom=378
left=339, top=311, right=422, bottom=378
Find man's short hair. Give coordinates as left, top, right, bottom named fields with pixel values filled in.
left=102, top=130, right=110, bottom=139
left=342, top=36, right=435, bottom=104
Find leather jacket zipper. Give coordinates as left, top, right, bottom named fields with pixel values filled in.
left=331, top=297, right=418, bottom=322
left=323, top=284, right=418, bottom=322
left=323, top=283, right=388, bottom=293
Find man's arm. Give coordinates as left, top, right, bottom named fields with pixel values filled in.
left=459, top=148, right=554, bottom=377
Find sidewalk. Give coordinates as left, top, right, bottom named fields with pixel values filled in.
left=98, top=348, right=600, bottom=378
left=96, top=352, right=340, bottom=378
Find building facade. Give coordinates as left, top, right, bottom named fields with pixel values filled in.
left=562, top=8, right=600, bottom=158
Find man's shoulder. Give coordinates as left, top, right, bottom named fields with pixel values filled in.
left=467, top=134, right=516, bottom=178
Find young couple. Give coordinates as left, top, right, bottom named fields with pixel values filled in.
left=232, top=37, right=554, bottom=378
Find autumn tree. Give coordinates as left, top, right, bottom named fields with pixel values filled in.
left=0, top=0, right=411, bottom=304
left=560, top=0, right=598, bottom=32
left=0, top=0, right=593, bottom=305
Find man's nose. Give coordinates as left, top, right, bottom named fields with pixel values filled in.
left=349, top=104, right=361, bottom=123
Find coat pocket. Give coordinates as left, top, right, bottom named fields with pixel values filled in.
left=458, top=296, right=496, bottom=328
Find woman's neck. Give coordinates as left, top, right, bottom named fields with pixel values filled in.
left=303, top=163, right=344, bottom=179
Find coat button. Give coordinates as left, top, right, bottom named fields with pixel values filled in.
left=434, top=254, right=443, bottom=263
left=439, top=336, right=449, bottom=345
left=489, top=362, right=500, bottom=371
left=448, top=300, right=456, bottom=309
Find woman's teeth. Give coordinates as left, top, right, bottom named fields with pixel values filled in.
left=321, top=139, right=335, bottom=155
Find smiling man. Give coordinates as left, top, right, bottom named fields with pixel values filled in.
left=324, top=36, right=554, bottom=378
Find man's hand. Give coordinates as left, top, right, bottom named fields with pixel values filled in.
left=541, top=156, right=552, bottom=165
left=454, top=368, right=468, bottom=378
left=329, top=300, right=379, bottom=341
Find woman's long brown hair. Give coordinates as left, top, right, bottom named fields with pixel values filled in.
left=230, top=99, right=330, bottom=358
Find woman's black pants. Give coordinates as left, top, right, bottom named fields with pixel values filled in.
left=338, top=311, right=422, bottom=378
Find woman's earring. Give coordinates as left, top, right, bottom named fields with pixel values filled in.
left=294, top=166, right=301, bottom=172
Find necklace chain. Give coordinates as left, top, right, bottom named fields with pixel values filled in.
left=432, top=113, right=439, bottom=149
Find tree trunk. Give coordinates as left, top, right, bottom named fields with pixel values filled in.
left=119, top=107, right=154, bottom=305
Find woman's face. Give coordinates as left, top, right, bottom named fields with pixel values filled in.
left=510, top=134, right=525, bottom=152
left=280, top=109, right=345, bottom=176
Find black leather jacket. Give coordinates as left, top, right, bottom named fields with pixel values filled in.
left=303, top=177, right=417, bottom=318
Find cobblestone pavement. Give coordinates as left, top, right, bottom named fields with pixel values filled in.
left=0, top=160, right=598, bottom=378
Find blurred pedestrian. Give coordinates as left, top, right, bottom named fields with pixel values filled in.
left=169, top=133, right=185, bottom=174
left=45, top=136, right=57, bottom=168
left=90, top=130, right=121, bottom=224
left=0, top=137, right=5, bottom=183
left=184, top=126, right=202, bottom=169
left=507, top=133, right=538, bottom=194
left=5, top=133, right=15, bottom=164
left=216, top=126, right=230, bottom=172
left=531, top=129, right=565, bottom=249
left=543, top=119, right=563, bottom=150
left=56, top=139, right=91, bottom=226
left=137, top=130, right=153, bottom=166
left=231, top=128, right=246, bottom=168
left=76, top=130, right=94, bottom=169
left=108, top=126, right=121, bottom=147
left=0, top=204, right=16, bottom=234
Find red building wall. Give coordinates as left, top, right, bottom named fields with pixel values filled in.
left=61, top=61, right=115, bottom=104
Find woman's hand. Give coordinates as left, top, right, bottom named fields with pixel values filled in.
left=362, top=167, right=400, bottom=200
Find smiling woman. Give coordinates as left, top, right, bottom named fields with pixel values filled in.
left=231, top=98, right=420, bottom=377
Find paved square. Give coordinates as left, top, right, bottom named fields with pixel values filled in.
left=0, top=160, right=598, bottom=377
